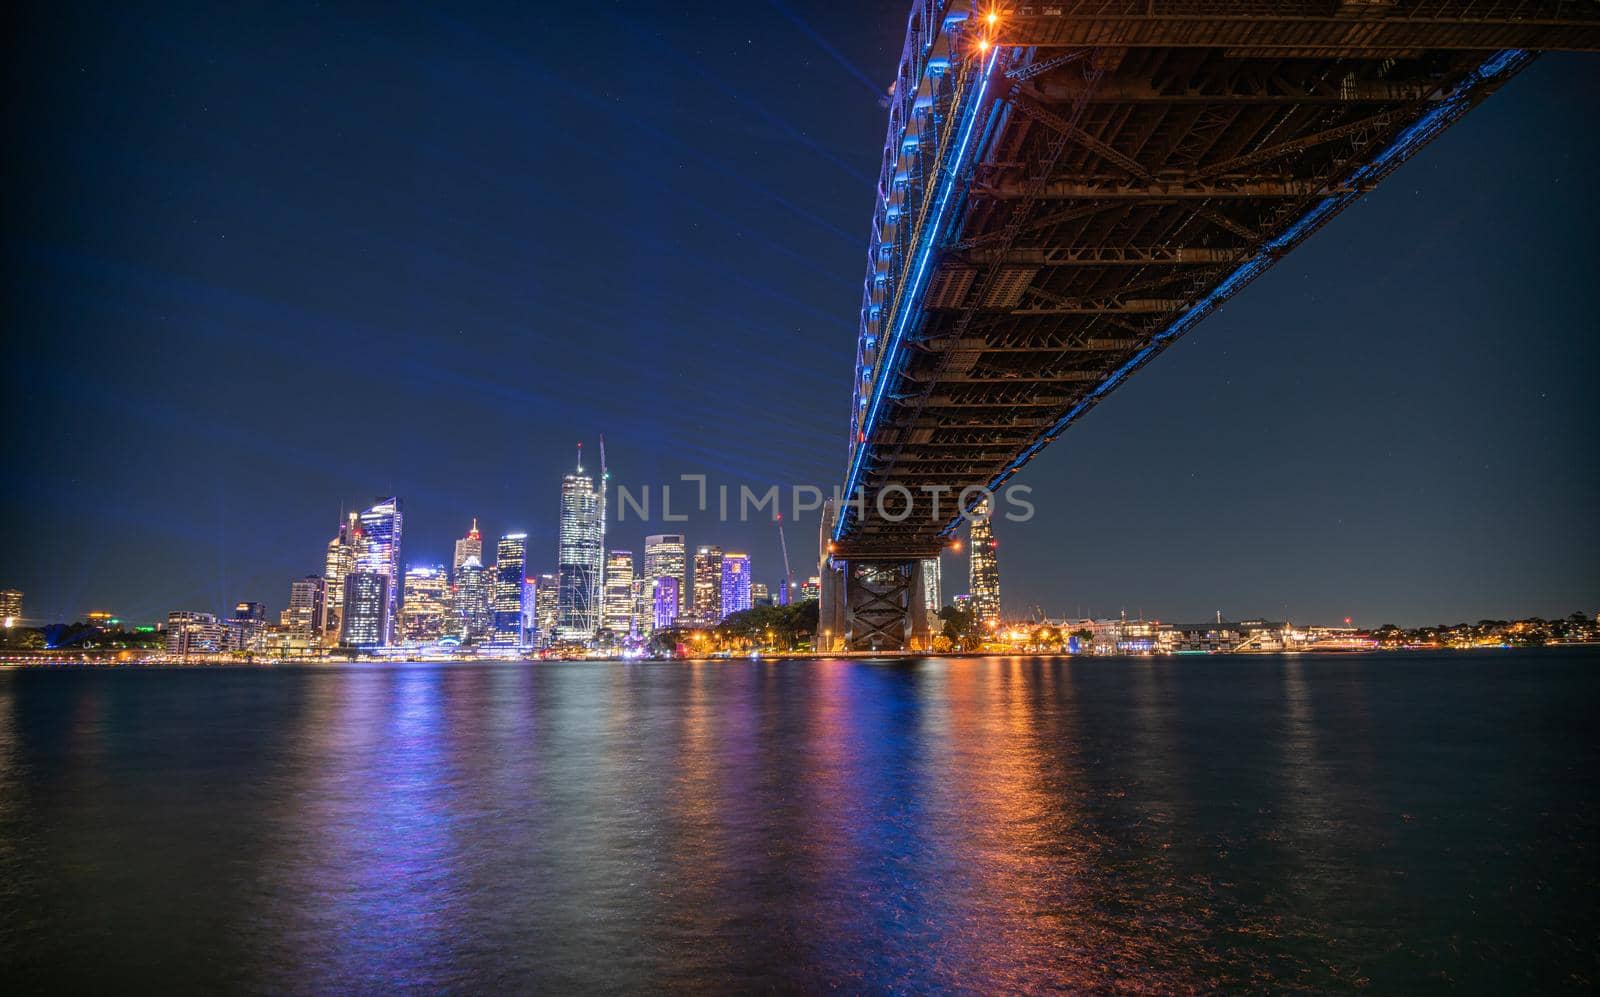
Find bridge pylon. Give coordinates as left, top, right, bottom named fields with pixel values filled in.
left=817, top=500, right=932, bottom=653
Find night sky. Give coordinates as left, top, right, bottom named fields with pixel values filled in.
left=4, top=2, right=1596, bottom=628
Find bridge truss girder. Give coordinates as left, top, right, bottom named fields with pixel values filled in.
left=831, top=0, right=1600, bottom=596
left=817, top=557, right=932, bottom=653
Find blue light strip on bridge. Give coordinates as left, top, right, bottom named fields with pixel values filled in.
left=933, top=48, right=1531, bottom=536
left=837, top=46, right=1002, bottom=542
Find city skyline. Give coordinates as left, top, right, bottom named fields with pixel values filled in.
left=2, top=437, right=1595, bottom=632
left=22, top=452, right=1592, bottom=645
left=3, top=4, right=1595, bottom=628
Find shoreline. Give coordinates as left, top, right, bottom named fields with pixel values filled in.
left=4, top=643, right=1597, bottom=668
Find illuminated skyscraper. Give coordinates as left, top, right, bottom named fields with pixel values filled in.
left=284, top=575, right=324, bottom=640
left=340, top=571, right=391, bottom=648
left=491, top=533, right=527, bottom=646
left=356, top=497, right=403, bottom=644
left=631, top=576, right=650, bottom=635
left=652, top=576, right=680, bottom=631
left=321, top=511, right=358, bottom=640
left=556, top=455, right=604, bottom=641
left=0, top=589, right=22, bottom=628
left=968, top=499, right=1000, bottom=624
left=521, top=575, right=536, bottom=641
left=921, top=557, right=942, bottom=630
left=454, top=556, right=492, bottom=642
left=401, top=565, right=449, bottom=644
left=603, top=550, right=635, bottom=636
left=692, top=545, right=724, bottom=623
left=532, top=572, right=557, bottom=648
left=720, top=553, right=751, bottom=620
left=643, top=533, right=686, bottom=619
left=453, top=518, right=483, bottom=579
left=225, top=602, right=268, bottom=651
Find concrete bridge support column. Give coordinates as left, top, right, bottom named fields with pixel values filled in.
left=817, top=557, right=847, bottom=653
left=907, top=564, right=931, bottom=651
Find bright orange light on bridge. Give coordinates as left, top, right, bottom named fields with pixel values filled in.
left=977, top=38, right=991, bottom=52
left=986, top=11, right=998, bottom=27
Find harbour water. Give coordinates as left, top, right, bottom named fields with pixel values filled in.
left=1, top=650, right=1595, bottom=991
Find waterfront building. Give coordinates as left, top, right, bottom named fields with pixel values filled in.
left=454, top=556, right=492, bottom=642
left=165, top=611, right=223, bottom=656
left=968, top=498, right=1000, bottom=624
left=532, top=572, right=557, bottom=648
left=453, top=518, right=483, bottom=580
left=321, top=511, right=358, bottom=639
left=752, top=582, right=771, bottom=608
left=356, top=498, right=403, bottom=644
left=491, top=533, right=528, bottom=646
left=557, top=458, right=604, bottom=641
left=642, top=534, right=686, bottom=619
left=799, top=576, right=821, bottom=603
left=1072, top=615, right=1165, bottom=655
left=0, top=588, right=20, bottom=628
left=224, top=602, right=268, bottom=651
left=692, top=545, right=723, bottom=623
left=921, top=557, right=942, bottom=629
left=720, top=553, right=751, bottom=620
left=603, top=550, right=635, bottom=636
left=401, top=565, right=450, bottom=644
left=1156, top=619, right=1287, bottom=654
left=340, top=571, right=391, bottom=648
left=284, top=576, right=324, bottom=640
left=652, top=576, right=680, bottom=631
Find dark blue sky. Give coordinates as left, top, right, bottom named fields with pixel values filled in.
left=4, top=2, right=1596, bottom=627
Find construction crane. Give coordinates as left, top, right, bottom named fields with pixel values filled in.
left=776, top=513, right=793, bottom=606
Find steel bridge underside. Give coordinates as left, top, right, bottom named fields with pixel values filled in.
left=831, top=1, right=1600, bottom=566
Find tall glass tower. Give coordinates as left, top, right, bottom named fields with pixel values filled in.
left=968, top=499, right=1000, bottom=625
left=491, top=532, right=527, bottom=646
left=321, top=511, right=358, bottom=641
left=603, top=549, right=635, bottom=636
left=356, top=497, right=403, bottom=644
left=556, top=456, right=604, bottom=641
left=453, top=518, right=482, bottom=579
left=720, top=553, right=752, bottom=620
left=921, top=557, right=942, bottom=630
left=454, top=556, right=492, bottom=641
left=693, top=545, right=724, bottom=624
left=532, top=572, right=557, bottom=648
left=340, top=571, right=391, bottom=648
left=643, top=534, right=686, bottom=619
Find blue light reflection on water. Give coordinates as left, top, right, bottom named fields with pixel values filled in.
left=0, top=651, right=1596, bottom=991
